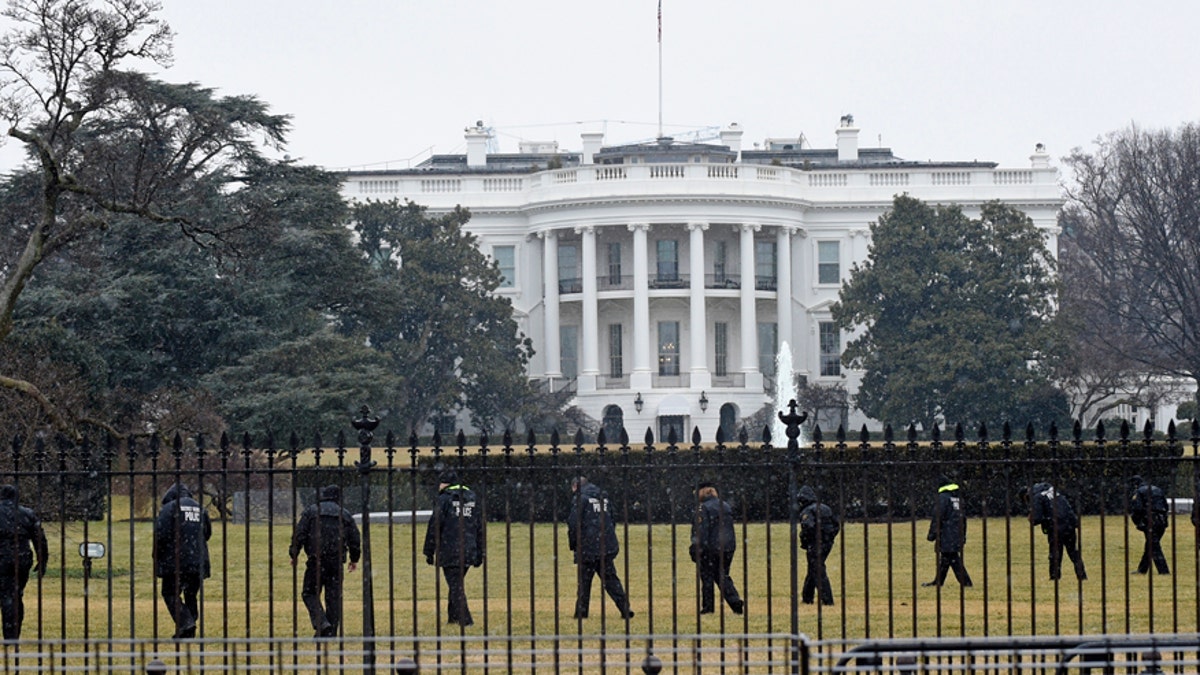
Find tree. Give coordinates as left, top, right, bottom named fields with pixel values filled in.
left=0, top=0, right=292, bottom=434
left=1061, top=122, right=1200, bottom=409
left=350, top=199, right=535, bottom=433
left=831, top=195, right=1064, bottom=430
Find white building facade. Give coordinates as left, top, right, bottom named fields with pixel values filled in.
left=343, top=119, right=1064, bottom=439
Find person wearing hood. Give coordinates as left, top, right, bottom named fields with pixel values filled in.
left=923, top=475, right=973, bottom=588
left=1021, top=482, right=1087, bottom=581
left=798, top=484, right=839, bottom=606
left=154, top=483, right=212, bottom=639
left=690, top=482, right=744, bottom=615
left=423, top=470, right=484, bottom=627
left=0, top=484, right=48, bottom=640
left=567, top=476, right=633, bottom=620
left=290, top=484, right=361, bottom=637
left=1129, top=475, right=1170, bottom=575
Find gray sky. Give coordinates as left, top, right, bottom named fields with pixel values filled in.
left=10, top=1, right=1200, bottom=172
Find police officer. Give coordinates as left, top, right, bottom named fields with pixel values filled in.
left=1022, top=482, right=1087, bottom=581
left=423, top=470, right=484, bottom=627
left=798, top=485, right=839, bottom=605
left=923, top=475, right=973, bottom=588
left=0, top=485, right=48, bottom=640
left=690, top=482, right=743, bottom=615
left=289, top=485, right=361, bottom=637
left=567, top=476, right=633, bottom=620
left=154, top=483, right=211, bottom=639
left=1130, top=475, right=1170, bottom=575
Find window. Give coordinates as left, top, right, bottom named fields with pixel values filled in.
left=758, top=322, right=777, bottom=377
left=493, top=245, right=515, bottom=288
left=818, top=241, right=840, bottom=284
left=657, top=321, right=680, bottom=376
left=656, top=239, right=679, bottom=282
left=560, top=326, right=578, bottom=378
left=607, top=242, right=622, bottom=286
left=755, top=240, right=777, bottom=290
left=608, top=324, right=623, bottom=378
left=713, top=241, right=728, bottom=284
left=434, top=414, right=457, bottom=435
left=559, top=244, right=579, bottom=293
left=714, top=322, right=728, bottom=376
left=819, top=322, right=841, bottom=377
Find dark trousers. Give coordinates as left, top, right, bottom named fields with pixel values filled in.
left=301, top=557, right=344, bottom=635
left=441, top=564, right=473, bottom=626
left=1136, top=523, right=1170, bottom=574
left=932, top=550, right=973, bottom=587
left=698, top=549, right=742, bottom=612
left=1045, top=527, right=1087, bottom=580
left=802, top=544, right=834, bottom=605
left=161, top=571, right=202, bottom=637
left=0, top=562, right=31, bottom=640
left=575, top=556, right=630, bottom=618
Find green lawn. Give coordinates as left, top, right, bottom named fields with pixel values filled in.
left=29, top=513, right=1200, bottom=641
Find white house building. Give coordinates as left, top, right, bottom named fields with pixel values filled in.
left=342, top=117, right=1063, bottom=440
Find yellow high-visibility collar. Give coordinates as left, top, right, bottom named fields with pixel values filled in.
left=938, top=483, right=959, bottom=493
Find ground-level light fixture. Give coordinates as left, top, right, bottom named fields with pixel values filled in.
left=699, top=391, right=709, bottom=412
left=634, top=392, right=644, bottom=413
left=79, top=541, right=106, bottom=581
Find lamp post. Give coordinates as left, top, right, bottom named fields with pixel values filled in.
left=778, top=399, right=808, bottom=675
left=353, top=406, right=380, bottom=674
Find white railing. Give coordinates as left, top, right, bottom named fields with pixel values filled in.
left=808, top=173, right=848, bottom=187
left=994, top=169, right=1034, bottom=185
left=419, top=178, right=461, bottom=193
left=869, top=172, right=910, bottom=187
left=482, top=177, right=523, bottom=192
left=932, top=171, right=971, bottom=186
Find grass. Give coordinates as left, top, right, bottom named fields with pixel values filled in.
left=25, top=510, right=1200, bottom=643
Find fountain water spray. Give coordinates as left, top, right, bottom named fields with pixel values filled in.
left=771, top=341, right=806, bottom=447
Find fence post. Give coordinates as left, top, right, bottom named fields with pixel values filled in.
left=779, top=399, right=808, bottom=675
left=354, top=405, right=380, bottom=675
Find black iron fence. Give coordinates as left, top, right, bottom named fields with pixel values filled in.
left=1, top=406, right=1199, bottom=672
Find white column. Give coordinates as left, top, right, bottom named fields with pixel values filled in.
left=739, top=223, right=763, bottom=389
left=688, top=222, right=711, bottom=389
left=629, top=223, right=652, bottom=390
left=541, top=231, right=561, bottom=379
left=776, top=225, right=794, bottom=366
left=578, top=225, right=598, bottom=391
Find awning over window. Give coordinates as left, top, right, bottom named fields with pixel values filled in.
left=656, top=394, right=691, bottom=416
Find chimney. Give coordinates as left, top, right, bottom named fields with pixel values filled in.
left=719, top=123, right=744, bottom=160
left=1030, top=143, right=1051, bottom=169
left=465, top=121, right=489, bottom=169
left=581, top=131, right=605, bottom=165
left=836, top=114, right=859, bottom=162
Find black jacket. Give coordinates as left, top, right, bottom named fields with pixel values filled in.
left=927, top=484, right=967, bottom=552
left=799, top=486, right=839, bottom=551
left=290, top=486, right=361, bottom=565
left=423, top=483, right=484, bottom=568
left=567, top=482, right=619, bottom=563
left=154, top=484, right=212, bottom=578
left=0, top=488, right=48, bottom=577
left=1131, top=481, right=1168, bottom=531
left=1028, top=483, right=1079, bottom=533
left=692, top=495, right=736, bottom=555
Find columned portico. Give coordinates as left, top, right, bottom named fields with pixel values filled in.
left=739, top=223, right=763, bottom=390
left=541, top=231, right=561, bottom=379
left=578, top=225, right=598, bottom=391
left=688, top=222, right=711, bottom=389
left=629, top=222, right=652, bottom=390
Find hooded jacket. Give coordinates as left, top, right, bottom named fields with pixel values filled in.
left=798, top=485, right=839, bottom=551
left=423, top=482, right=483, bottom=568
left=692, top=488, right=736, bottom=555
left=1028, top=483, right=1079, bottom=533
left=927, top=482, right=967, bottom=552
left=290, top=485, right=361, bottom=565
left=567, top=482, right=620, bottom=563
left=1130, top=478, right=1169, bottom=531
left=0, top=485, right=48, bottom=576
left=154, top=484, right=212, bottom=578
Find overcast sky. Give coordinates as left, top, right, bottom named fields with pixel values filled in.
left=8, top=1, right=1200, bottom=173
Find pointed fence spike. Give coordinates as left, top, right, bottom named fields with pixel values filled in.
left=644, top=427, right=655, bottom=445
left=859, top=424, right=870, bottom=444
left=573, top=428, right=585, bottom=448
left=597, top=428, right=607, bottom=446
left=954, top=423, right=964, bottom=442
left=1049, top=421, right=1058, bottom=441
left=1073, top=419, right=1082, bottom=441
left=691, top=427, right=701, bottom=445
left=907, top=424, right=918, bottom=443
left=1025, top=422, right=1035, bottom=442
left=978, top=422, right=988, bottom=441
left=1096, top=419, right=1106, bottom=441
left=884, top=424, right=894, bottom=443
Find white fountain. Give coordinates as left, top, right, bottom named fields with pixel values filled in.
left=771, top=341, right=806, bottom=447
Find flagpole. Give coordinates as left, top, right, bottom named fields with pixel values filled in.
left=657, top=0, right=663, bottom=139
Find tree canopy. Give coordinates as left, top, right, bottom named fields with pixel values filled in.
left=831, top=195, right=1066, bottom=430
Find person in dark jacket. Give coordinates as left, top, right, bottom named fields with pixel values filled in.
left=1022, top=482, right=1087, bottom=581
left=154, top=483, right=212, bottom=638
left=1129, top=475, right=1170, bottom=575
left=0, top=485, right=48, bottom=640
left=567, top=476, right=633, bottom=620
left=798, top=484, right=839, bottom=605
left=690, top=482, right=743, bottom=615
left=423, top=470, right=484, bottom=627
left=923, top=476, right=973, bottom=588
left=289, top=485, right=361, bottom=637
